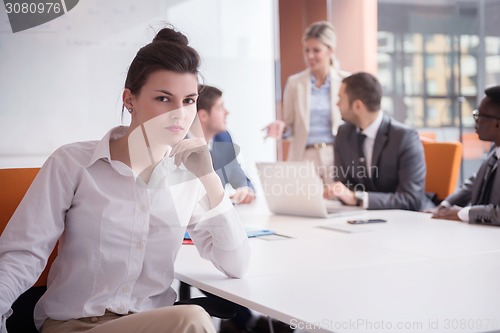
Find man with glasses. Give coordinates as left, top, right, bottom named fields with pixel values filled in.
left=432, top=85, right=500, bottom=225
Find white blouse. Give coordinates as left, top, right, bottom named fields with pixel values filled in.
left=0, top=126, right=250, bottom=331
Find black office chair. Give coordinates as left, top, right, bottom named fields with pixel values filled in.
left=6, top=287, right=47, bottom=333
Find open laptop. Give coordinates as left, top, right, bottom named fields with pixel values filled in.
left=256, top=161, right=364, bottom=218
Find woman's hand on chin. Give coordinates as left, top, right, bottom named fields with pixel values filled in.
left=169, top=138, right=214, bottom=178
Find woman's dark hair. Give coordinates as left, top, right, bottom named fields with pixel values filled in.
left=124, top=27, right=200, bottom=96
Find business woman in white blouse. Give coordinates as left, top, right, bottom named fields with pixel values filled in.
left=265, top=21, right=349, bottom=183
left=0, top=27, right=250, bottom=333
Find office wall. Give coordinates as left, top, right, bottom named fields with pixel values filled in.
left=0, top=0, right=276, bottom=180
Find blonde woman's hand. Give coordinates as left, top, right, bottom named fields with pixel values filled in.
left=263, top=120, right=286, bottom=139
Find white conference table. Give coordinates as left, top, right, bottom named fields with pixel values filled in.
left=175, top=201, right=500, bottom=333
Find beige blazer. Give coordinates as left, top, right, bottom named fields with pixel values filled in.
left=283, top=68, right=348, bottom=161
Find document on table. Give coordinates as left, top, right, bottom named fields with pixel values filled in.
left=318, top=223, right=372, bottom=233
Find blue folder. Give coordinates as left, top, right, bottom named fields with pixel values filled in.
left=184, top=228, right=275, bottom=240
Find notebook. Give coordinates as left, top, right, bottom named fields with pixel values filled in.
left=256, top=161, right=364, bottom=218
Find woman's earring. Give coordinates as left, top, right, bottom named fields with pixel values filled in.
left=128, top=108, right=133, bottom=114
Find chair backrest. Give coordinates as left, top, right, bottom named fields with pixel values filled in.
left=418, top=131, right=437, bottom=142
left=462, top=132, right=492, bottom=160
left=0, top=168, right=57, bottom=287
left=421, top=141, right=462, bottom=201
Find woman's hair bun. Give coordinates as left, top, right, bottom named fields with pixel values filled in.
left=124, top=25, right=200, bottom=95
left=153, top=27, right=189, bottom=46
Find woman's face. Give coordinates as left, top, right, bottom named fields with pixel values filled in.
left=126, top=70, right=198, bottom=147
left=303, top=38, right=333, bottom=73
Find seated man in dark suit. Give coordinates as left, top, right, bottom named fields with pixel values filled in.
left=432, top=85, right=500, bottom=225
left=324, top=72, right=432, bottom=211
left=197, top=85, right=255, bottom=204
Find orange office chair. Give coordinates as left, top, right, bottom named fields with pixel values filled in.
left=0, top=168, right=59, bottom=333
left=421, top=141, right=462, bottom=204
left=0, top=168, right=57, bottom=287
left=418, top=131, right=437, bottom=142
left=0, top=168, right=40, bottom=228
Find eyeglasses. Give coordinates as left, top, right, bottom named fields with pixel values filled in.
left=472, top=109, right=500, bottom=122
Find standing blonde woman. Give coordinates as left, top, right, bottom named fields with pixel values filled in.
left=265, top=21, right=349, bottom=183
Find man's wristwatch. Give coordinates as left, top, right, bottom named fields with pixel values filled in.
left=354, top=191, right=364, bottom=207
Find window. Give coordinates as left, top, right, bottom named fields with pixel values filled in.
left=378, top=1, right=500, bottom=129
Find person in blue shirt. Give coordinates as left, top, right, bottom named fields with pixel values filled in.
left=197, top=84, right=255, bottom=204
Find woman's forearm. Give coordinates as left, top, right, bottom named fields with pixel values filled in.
left=199, top=172, right=225, bottom=209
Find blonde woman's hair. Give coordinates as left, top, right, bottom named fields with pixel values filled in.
left=303, top=21, right=336, bottom=50
left=303, top=21, right=338, bottom=67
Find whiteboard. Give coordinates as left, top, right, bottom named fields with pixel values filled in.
left=0, top=0, right=277, bottom=174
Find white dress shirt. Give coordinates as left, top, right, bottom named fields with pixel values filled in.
left=359, top=111, right=384, bottom=177
left=357, top=111, right=384, bottom=208
left=0, top=126, right=250, bottom=331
